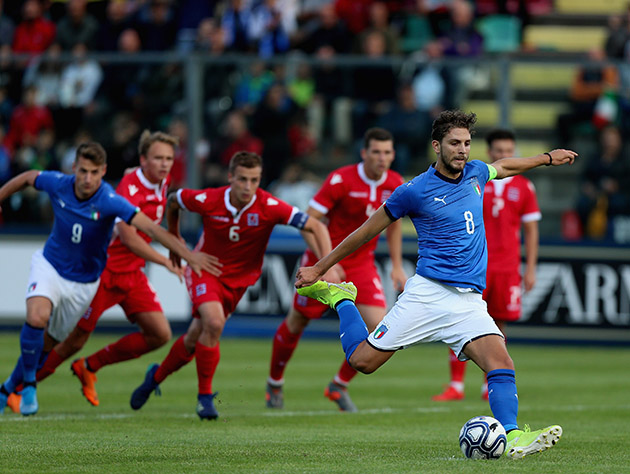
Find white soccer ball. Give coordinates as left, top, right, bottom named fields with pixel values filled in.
left=459, top=415, right=507, bottom=459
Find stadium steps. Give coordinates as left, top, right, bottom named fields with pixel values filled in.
left=522, top=25, right=608, bottom=52
left=554, top=0, right=628, bottom=14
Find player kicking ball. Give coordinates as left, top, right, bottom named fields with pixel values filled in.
left=294, top=110, right=574, bottom=458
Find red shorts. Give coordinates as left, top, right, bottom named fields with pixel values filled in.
left=185, top=267, right=247, bottom=319
left=77, top=267, right=162, bottom=332
left=294, top=252, right=386, bottom=320
left=482, top=269, right=522, bottom=322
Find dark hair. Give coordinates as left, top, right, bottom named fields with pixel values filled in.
left=431, top=110, right=477, bottom=143
left=138, top=129, right=179, bottom=157
left=76, top=142, right=107, bottom=165
left=485, top=128, right=516, bottom=147
left=228, top=151, right=263, bottom=174
left=363, top=127, right=393, bottom=149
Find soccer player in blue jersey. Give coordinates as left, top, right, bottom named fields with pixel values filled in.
left=295, top=110, right=577, bottom=459
left=0, top=142, right=217, bottom=416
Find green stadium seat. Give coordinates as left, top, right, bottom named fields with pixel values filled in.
left=477, top=15, right=522, bottom=53
left=401, top=15, right=434, bottom=53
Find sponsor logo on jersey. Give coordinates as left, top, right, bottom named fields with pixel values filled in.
left=330, top=174, right=343, bottom=185
left=267, top=197, right=278, bottom=206
left=470, top=177, right=481, bottom=196
left=374, top=324, right=388, bottom=339
left=195, top=193, right=207, bottom=203
left=210, top=215, right=230, bottom=222
left=146, top=195, right=157, bottom=201
left=434, top=195, right=447, bottom=205
left=196, top=283, right=207, bottom=296
left=349, top=191, right=368, bottom=198
left=247, top=213, right=259, bottom=226
left=128, top=184, right=139, bottom=196
left=27, top=282, right=37, bottom=293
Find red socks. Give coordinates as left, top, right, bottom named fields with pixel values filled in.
left=86, top=332, right=152, bottom=372
left=449, top=348, right=467, bottom=386
left=269, top=320, right=302, bottom=382
left=154, top=334, right=194, bottom=384
left=334, top=359, right=358, bottom=386
left=36, top=348, right=64, bottom=382
left=195, top=342, right=220, bottom=395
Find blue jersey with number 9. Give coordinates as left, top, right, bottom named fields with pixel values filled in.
left=35, top=171, right=138, bottom=283
left=384, top=160, right=492, bottom=293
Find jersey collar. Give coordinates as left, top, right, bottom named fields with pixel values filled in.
left=224, top=187, right=257, bottom=223
left=431, top=162, right=463, bottom=184
left=136, top=168, right=167, bottom=200
left=358, top=162, right=387, bottom=201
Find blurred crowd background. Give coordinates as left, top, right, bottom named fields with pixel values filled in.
left=0, top=0, right=629, bottom=245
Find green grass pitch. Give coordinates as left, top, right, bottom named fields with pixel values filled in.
left=1, top=331, right=629, bottom=473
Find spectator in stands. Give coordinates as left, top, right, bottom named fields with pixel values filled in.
left=195, top=18, right=226, bottom=54
left=297, top=3, right=350, bottom=55
left=134, top=0, right=178, bottom=51
left=430, top=0, right=483, bottom=109
left=233, top=60, right=275, bottom=113
left=416, top=0, right=452, bottom=37
left=0, top=0, right=14, bottom=48
left=250, top=82, right=296, bottom=186
left=0, top=124, right=10, bottom=184
left=351, top=30, right=397, bottom=140
left=556, top=48, right=618, bottom=145
left=0, top=85, right=12, bottom=130
left=0, top=44, right=22, bottom=107
left=604, top=11, right=628, bottom=59
left=57, top=43, right=103, bottom=140
left=105, top=112, right=141, bottom=182
left=220, top=0, right=252, bottom=53
left=3, top=85, right=54, bottom=155
left=248, top=0, right=291, bottom=58
left=54, top=0, right=99, bottom=51
left=12, top=0, right=56, bottom=55
left=22, top=49, right=63, bottom=109
left=173, top=0, right=216, bottom=52
left=97, top=0, right=133, bottom=51
left=355, top=2, right=399, bottom=55
left=269, top=162, right=321, bottom=211
left=335, top=0, right=374, bottom=36
left=376, top=83, right=432, bottom=174
left=576, top=125, right=630, bottom=239
left=216, top=109, right=264, bottom=169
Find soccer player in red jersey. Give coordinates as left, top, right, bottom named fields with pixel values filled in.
left=266, top=128, right=407, bottom=412
left=129, top=151, right=333, bottom=419
left=432, top=129, right=541, bottom=402
left=7, top=130, right=185, bottom=409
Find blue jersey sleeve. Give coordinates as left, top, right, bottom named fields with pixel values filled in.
left=469, top=160, right=491, bottom=185
left=103, top=190, right=139, bottom=223
left=384, top=180, right=417, bottom=220
left=34, top=171, right=66, bottom=195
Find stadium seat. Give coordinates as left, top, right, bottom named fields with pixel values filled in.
left=477, top=15, right=522, bottom=53
left=401, top=15, right=434, bottom=53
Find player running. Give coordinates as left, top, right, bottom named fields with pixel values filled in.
left=0, top=142, right=215, bottom=415
left=295, top=110, right=575, bottom=459
left=129, top=151, right=333, bottom=420
left=433, top=128, right=541, bottom=402
left=266, top=128, right=406, bottom=412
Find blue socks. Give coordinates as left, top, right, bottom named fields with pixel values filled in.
left=20, top=323, right=44, bottom=384
left=487, top=369, right=518, bottom=432
left=336, top=300, right=368, bottom=361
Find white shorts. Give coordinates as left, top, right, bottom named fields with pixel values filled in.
left=26, top=249, right=100, bottom=342
left=367, top=274, right=503, bottom=360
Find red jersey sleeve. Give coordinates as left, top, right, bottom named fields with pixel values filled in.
left=177, top=188, right=211, bottom=215
left=309, top=170, right=345, bottom=214
left=262, top=192, right=299, bottom=226
left=520, top=179, right=541, bottom=222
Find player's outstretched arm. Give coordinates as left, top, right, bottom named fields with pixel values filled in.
left=300, top=213, right=342, bottom=282
left=0, top=170, right=39, bottom=212
left=492, top=149, right=578, bottom=179
left=130, top=211, right=221, bottom=277
left=117, top=221, right=184, bottom=281
left=295, top=205, right=394, bottom=287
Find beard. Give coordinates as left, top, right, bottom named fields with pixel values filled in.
left=442, top=155, right=468, bottom=175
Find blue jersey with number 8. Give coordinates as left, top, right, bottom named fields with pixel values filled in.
left=384, top=160, right=492, bottom=293
left=35, top=171, right=138, bottom=283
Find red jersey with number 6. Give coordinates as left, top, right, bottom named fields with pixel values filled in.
left=177, top=186, right=300, bottom=288
left=305, top=163, right=404, bottom=266
left=483, top=175, right=540, bottom=273
left=107, top=169, right=170, bottom=273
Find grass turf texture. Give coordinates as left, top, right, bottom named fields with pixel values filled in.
left=1, top=332, right=629, bottom=473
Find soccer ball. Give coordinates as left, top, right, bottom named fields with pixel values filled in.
left=459, top=415, right=507, bottom=459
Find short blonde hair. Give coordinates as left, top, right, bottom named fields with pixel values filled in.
left=137, top=129, right=179, bottom=157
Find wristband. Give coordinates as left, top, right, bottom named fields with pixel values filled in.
left=544, top=152, right=552, bottom=166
